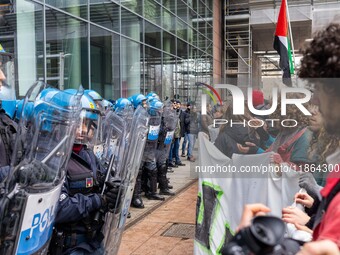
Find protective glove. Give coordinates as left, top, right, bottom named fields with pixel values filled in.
left=102, top=180, right=122, bottom=213
left=298, top=172, right=322, bottom=201
left=18, top=160, right=54, bottom=185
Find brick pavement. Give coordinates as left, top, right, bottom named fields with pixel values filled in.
left=118, top=181, right=198, bottom=255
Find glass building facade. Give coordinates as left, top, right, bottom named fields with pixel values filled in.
left=0, top=0, right=214, bottom=102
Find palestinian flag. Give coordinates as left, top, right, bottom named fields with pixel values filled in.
left=273, top=0, right=294, bottom=81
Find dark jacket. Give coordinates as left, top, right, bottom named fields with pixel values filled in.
left=184, top=110, right=199, bottom=135
left=54, top=147, right=106, bottom=253
left=200, top=112, right=214, bottom=135
left=214, top=131, right=238, bottom=158
left=179, top=110, right=187, bottom=137
left=214, top=125, right=260, bottom=158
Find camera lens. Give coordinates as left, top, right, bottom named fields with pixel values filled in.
left=251, top=216, right=285, bottom=246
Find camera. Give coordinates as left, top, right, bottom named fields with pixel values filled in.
left=221, top=216, right=302, bottom=255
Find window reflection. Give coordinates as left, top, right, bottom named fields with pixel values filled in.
left=46, top=0, right=88, bottom=19
left=90, top=0, right=119, bottom=32
left=177, top=38, right=187, bottom=59
left=163, top=32, right=176, bottom=55
left=145, top=21, right=161, bottom=49
left=162, top=53, right=176, bottom=99
left=163, top=0, right=177, bottom=14
left=8, top=0, right=214, bottom=101
left=121, top=38, right=141, bottom=97
left=45, top=7, right=88, bottom=89
left=144, top=46, right=161, bottom=95
left=177, top=20, right=187, bottom=41
left=177, top=1, right=188, bottom=23
left=3, top=1, right=44, bottom=94
left=162, top=8, right=176, bottom=34
left=121, top=0, right=143, bottom=15
left=144, top=0, right=161, bottom=25
left=121, top=8, right=142, bottom=41
left=90, top=25, right=119, bottom=100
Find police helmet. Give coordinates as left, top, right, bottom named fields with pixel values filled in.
left=74, top=93, right=101, bottom=148
left=130, top=94, right=147, bottom=109
left=33, top=88, right=79, bottom=133
left=146, top=92, right=160, bottom=100
left=114, top=98, right=132, bottom=112
left=85, top=89, right=104, bottom=113
left=148, top=98, right=164, bottom=116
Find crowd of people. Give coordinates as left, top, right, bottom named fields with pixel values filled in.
left=215, top=23, right=340, bottom=254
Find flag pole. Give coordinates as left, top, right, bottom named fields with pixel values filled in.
left=285, top=0, right=296, bottom=76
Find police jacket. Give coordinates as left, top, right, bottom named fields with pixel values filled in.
left=54, top=146, right=106, bottom=250
left=55, top=146, right=106, bottom=222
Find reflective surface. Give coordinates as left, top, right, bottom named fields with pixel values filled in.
left=2, top=0, right=213, bottom=102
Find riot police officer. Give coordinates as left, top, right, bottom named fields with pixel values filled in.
left=142, top=97, right=165, bottom=201
left=156, top=101, right=177, bottom=196
left=0, top=83, right=83, bottom=255
left=130, top=94, right=148, bottom=208
left=114, top=98, right=133, bottom=118
left=50, top=93, right=121, bottom=255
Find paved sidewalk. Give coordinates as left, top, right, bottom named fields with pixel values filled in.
left=118, top=181, right=198, bottom=255
left=125, top=155, right=197, bottom=228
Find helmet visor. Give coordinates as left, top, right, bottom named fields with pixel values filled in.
left=74, top=108, right=100, bottom=147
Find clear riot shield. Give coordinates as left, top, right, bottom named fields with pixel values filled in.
left=156, top=105, right=178, bottom=163
left=98, top=110, right=127, bottom=253
left=141, top=108, right=162, bottom=164
left=0, top=82, right=82, bottom=255
left=102, top=105, right=149, bottom=255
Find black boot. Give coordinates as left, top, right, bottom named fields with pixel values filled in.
left=167, top=178, right=173, bottom=189
left=131, top=168, right=145, bottom=208
left=131, top=195, right=145, bottom=208
left=146, top=170, right=165, bottom=200
left=158, top=163, right=175, bottom=196
left=159, top=189, right=175, bottom=196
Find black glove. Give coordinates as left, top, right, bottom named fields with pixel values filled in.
left=18, top=160, right=54, bottom=185
left=102, top=180, right=122, bottom=213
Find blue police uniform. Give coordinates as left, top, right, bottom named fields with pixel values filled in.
left=53, top=146, right=106, bottom=255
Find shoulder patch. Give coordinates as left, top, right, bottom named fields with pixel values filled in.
left=59, top=193, right=67, bottom=202
left=86, top=178, right=93, bottom=188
